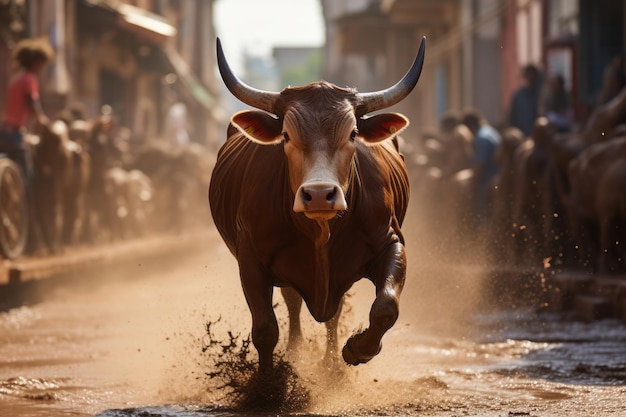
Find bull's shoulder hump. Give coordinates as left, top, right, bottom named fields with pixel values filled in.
left=355, top=140, right=409, bottom=184
left=210, top=134, right=288, bottom=250
left=213, top=134, right=285, bottom=178
left=353, top=141, right=410, bottom=220
left=210, top=133, right=288, bottom=212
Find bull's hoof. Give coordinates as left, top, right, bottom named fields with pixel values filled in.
left=342, top=333, right=381, bottom=366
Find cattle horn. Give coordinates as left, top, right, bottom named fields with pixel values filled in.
left=357, top=36, right=426, bottom=115
left=216, top=37, right=280, bottom=114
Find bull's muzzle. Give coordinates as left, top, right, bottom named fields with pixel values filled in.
left=293, top=182, right=347, bottom=219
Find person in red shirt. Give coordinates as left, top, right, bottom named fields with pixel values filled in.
left=0, top=37, right=53, bottom=185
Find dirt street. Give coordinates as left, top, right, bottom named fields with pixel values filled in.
left=0, top=218, right=626, bottom=416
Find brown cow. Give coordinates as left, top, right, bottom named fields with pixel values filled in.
left=63, top=119, right=91, bottom=245
left=596, top=158, right=626, bottom=273
left=133, top=141, right=211, bottom=233
left=510, top=118, right=556, bottom=265
left=490, top=127, right=525, bottom=259
left=82, top=115, right=117, bottom=243
left=566, top=136, right=626, bottom=271
left=582, top=86, right=626, bottom=146
left=33, top=120, right=88, bottom=253
left=103, top=167, right=155, bottom=239
left=209, top=37, right=425, bottom=373
left=440, top=123, right=475, bottom=240
left=125, top=169, right=155, bottom=236
left=103, top=166, right=129, bottom=240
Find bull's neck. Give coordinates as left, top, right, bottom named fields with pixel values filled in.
left=312, top=220, right=330, bottom=319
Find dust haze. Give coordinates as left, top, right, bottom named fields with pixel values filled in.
left=166, top=192, right=492, bottom=414
left=132, top=185, right=492, bottom=413
left=0, top=172, right=492, bottom=416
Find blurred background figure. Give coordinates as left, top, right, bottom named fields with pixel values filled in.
left=595, top=54, right=626, bottom=107
left=0, top=37, right=54, bottom=253
left=508, top=64, right=542, bottom=138
left=165, top=101, right=190, bottom=147
left=461, top=109, right=501, bottom=229
left=543, top=73, right=573, bottom=132
left=0, top=37, right=53, bottom=184
left=438, top=111, right=474, bottom=177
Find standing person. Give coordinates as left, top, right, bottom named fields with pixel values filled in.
left=461, top=109, right=501, bottom=227
left=544, top=73, right=573, bottom=132
left=438, top=111, right=474, bottom=177
left=0, top=38, right=53, bottom=254
left=508, top=64, right=542, bottom=137
left=0, top=37, right=53, bottom=186
left=165, top=101, right=190, bottom=147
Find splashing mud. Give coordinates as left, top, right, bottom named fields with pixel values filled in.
left=1, top=217, right=626, bottom=416
left=199, top=318, right=310, bottom=412
left=0, top=376, right=64, bottom=401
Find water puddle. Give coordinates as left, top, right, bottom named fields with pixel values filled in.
left=91, top=311, right=626, bottom=417
left=2, top=246, right=625, bottom=416
left=98, top=406, right=245, bottom=417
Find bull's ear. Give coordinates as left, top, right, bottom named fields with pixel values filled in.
left=357, top=113, right=409, bottom=144
left=231, top=110, right=283, bottom=144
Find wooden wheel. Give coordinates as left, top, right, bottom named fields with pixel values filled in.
left=0, top=158, right=28, bottom=259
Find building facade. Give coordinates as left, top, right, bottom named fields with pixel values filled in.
left=0, top=0, right=223, bottom=147
left=321, top=0, right=626, bottom=135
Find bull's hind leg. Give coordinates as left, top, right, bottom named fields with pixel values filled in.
left=283, top=288, right=344, bottom=365
left=343, top=240, right=406, bottom=365
left=324, top=296, right=343, bottom=364
left=281, top=287, right=303, bottom=351
left=62, top=191, right=79, bottom=245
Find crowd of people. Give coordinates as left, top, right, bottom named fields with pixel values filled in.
left=2, top=36, right=625, bottom=275
left=409, top=57, right=626, bottom=275
left=0, top=38, right=213, bottom=259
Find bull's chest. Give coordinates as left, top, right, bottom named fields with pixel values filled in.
left=255, top=224, right=375, bottom=318
left=266, top=232, right=369, bottom=281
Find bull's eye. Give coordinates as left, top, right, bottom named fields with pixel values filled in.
left=283, top=132, right=290, bottom=142
left=350, top=130, right=358, bottom=141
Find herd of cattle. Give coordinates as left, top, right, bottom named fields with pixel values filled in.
left=15, top=86, right=626, bottom=278
left=409, top=86, right=626, bottom=275
left=21, top=111, right=213, bottom=256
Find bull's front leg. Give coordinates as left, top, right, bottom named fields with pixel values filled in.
left=281, top=286, right=303, bottom=351
left=238, top=241, right=278, bottom=374
left=342, top=238, right=406, bottom=365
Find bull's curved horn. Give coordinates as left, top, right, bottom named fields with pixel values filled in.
left=216, top=37, right=280, bottom=114
left=357, top=36, right=426, bottom=115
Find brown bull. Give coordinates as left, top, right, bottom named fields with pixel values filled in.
left=82, top=116, right=117, bottom=243
left=102, top=167, right=154, bottom=239
left=582, top=86, right=626, bottom=145
left=541, top=87, right=626, bottom=268
left=490, top=127, right=525, bottom=259
left=30, top=120, right=87, bottom=253
left=567, top=136, right=626, bottom=272
left=133, top=142, right=211, bottom=233
left=209, top=37, right=425, bottom=373
left=64, top=120, right=91, bottom=245
left=596, top=158, right=626, bottom=273
left=510, top=118, right=556, bottom=265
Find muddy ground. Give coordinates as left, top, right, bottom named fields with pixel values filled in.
left=0, top=214, right=625, bottom=416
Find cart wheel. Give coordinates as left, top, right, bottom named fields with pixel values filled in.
left=0, top=158, right=28, bottom=259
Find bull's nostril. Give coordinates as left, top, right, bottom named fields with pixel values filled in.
left=326, top=188, right=337, bottom=203
left=297, top=184, right=344, bottom=212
